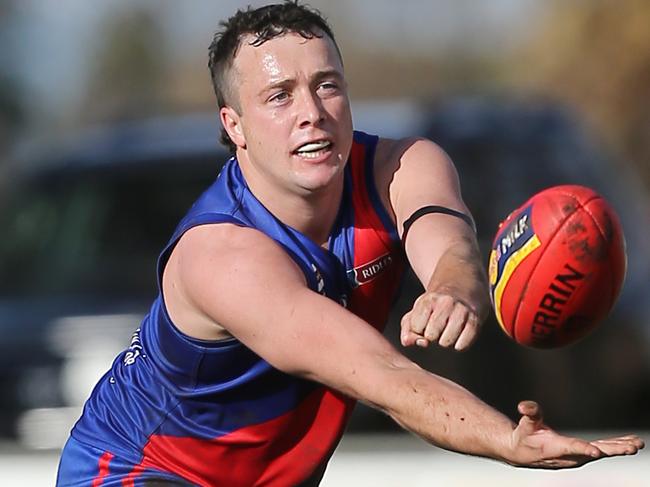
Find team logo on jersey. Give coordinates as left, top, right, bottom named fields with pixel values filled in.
left=311, top=263, right=326, bottom=295
left=123, top=328, right=145, bottom=366
left=312, top=263, right=348, bottom=307
left=347, top=253, right=393, bottom=288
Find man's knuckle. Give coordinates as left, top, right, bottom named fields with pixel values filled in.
left=439, top=294, right=454, bottom=306
left=424, top=325, right=441, bottom=341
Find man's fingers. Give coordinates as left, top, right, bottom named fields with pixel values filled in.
left=400, top=313, right=409, bottom=345
left=565, top=438, right=602, bottom=459
left=402, top=293, right=484, bottom=350
left=453, top=312, right=479, bottom=351
left=516, top=400, right=545, bottom=436
left=591, top=436, right=645, bottom=456
left=518, top=400, right=543, bottom=421
left=592, top=434, right=644, bottom=447
left=400, top=313, right=429, bottom=347
left=407, top=296, right=433, bottom=335
left=423, top=296, right=453, bottom=343
left=438, top=304, right=468, bottom=348
left=511, top=401, right=643, bottom=467
left=403, top=330, right=429, bottom=347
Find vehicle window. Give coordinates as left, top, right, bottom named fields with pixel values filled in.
left=0, top=158, right=219, bottom=297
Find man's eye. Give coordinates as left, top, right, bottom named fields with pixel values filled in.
left=317, top=82, right=340, bottom=96
left=269, top=91, right=289, bottom=103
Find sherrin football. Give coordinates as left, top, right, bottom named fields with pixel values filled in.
left=488, top=185, right=627, bottom=348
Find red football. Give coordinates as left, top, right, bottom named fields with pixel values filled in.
left=488, top=185, right=627, bottom=348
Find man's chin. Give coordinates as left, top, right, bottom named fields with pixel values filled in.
left=292, top=167, right=344, bottom=194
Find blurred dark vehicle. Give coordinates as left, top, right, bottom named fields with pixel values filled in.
left=0, top=98, right=648, bottom=448
left=0, top=115, right=228, bottom=446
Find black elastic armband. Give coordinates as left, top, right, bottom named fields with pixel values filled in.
left=402, top=205, right=476, bottom=241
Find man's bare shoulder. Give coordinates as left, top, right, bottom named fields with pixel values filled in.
left=163, top=223, right=307, bottom=341
left=180, top=222, right=273, bottom=254
left=174, top=223, right=306, bottom=283
left=375, top=136, right=449, bottom=169
left=372, top=136, right=454, bottom=219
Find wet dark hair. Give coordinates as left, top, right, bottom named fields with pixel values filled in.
left=208, top=1, right=341, bottom=153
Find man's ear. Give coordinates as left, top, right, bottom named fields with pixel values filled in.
left=220, top=106, right=246, bottom=149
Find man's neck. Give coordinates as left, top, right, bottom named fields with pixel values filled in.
left=238, top=161, right=344, bottom=247
left=276, top=187, right=342, bottom=247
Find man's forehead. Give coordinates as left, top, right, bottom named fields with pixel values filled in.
left=233, top=31, right=342, bottom=72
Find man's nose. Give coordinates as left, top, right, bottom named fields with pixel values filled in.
left=297, top=90, right=325, bottom=127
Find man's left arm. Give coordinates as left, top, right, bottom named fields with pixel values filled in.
left=378, top=137, right=490, bottom=351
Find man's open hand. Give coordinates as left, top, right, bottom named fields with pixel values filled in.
left=506, top=401, right=644, bottom=469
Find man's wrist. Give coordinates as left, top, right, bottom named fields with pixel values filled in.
left=496, top=425, right=522, bottom=465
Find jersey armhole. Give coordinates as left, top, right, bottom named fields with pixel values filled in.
left=156, top=213, right=244, bottom=284
left=154, top=214, right=247, bottom=349
left=155, top=214, right=317, bottom=347
left=355, top=131, right=400, bottom=243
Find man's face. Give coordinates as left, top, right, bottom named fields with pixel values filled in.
left=222, top=32, right=353, bottom=197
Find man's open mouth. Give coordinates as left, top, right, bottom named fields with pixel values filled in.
left=294, top=140, right=333, bottom=159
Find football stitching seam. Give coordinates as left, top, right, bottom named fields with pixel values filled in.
left=510, top=191, right=599, bottom=345
left=580, top=197, right=617, bottom=311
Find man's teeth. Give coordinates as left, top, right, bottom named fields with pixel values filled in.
left=296, top=140, right=331, bottom=154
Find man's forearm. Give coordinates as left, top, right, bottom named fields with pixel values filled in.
left=364, top=362, right=515, bottom=462
left=426, top=236, right=490, bottom=318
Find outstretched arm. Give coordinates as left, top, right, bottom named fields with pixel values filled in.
left=165, top=223, right=643, bottom=467
left=380, top=137, right=490, bottom=350
left=509, top=401, right=641, bottom=468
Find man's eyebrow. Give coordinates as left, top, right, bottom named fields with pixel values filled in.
left=258, top=69, right=344, bottom=98
left=259, top=77, right=295, bottom=97
left=312, top=69, right=344, bottom=82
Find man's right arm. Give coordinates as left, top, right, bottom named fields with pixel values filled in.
left=162, top=223, right=643, bottom=468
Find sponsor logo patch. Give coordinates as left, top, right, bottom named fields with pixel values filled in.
left=347, top=253, right=393, bottom=288
left=489, top=206, right=541, bottom=331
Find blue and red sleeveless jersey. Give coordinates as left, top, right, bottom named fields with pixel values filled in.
left=60, top=131, right=405, bottom=486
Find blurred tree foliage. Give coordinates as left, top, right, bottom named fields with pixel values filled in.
left=514, top=0, right=650, bottom=190
left=81, top=7, right=168, bottom=123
